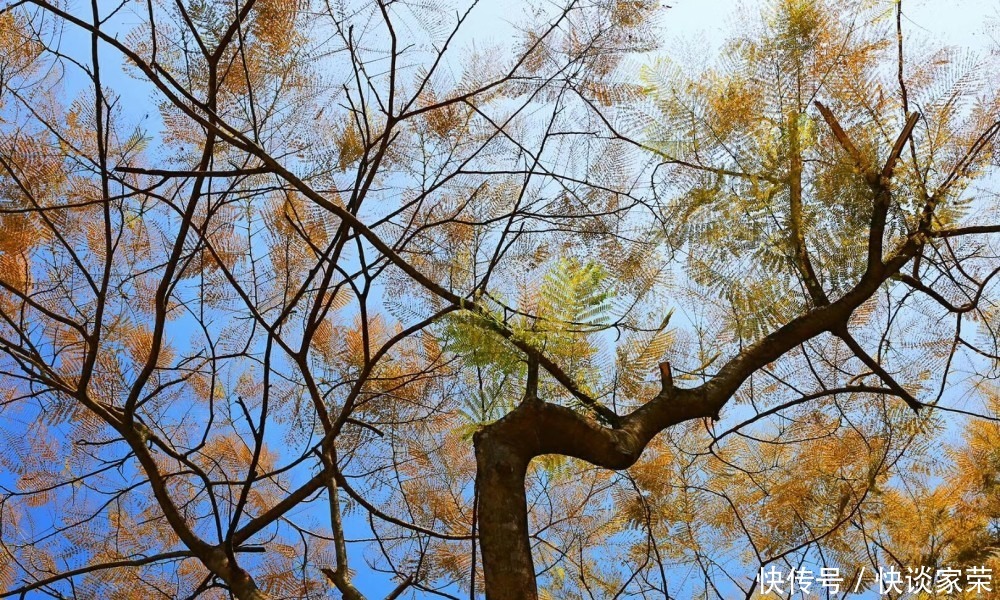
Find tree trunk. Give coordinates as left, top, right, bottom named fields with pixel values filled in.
left=474, top=427, right=537, bottom=600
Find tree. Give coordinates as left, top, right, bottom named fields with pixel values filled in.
left=0, top=0, right=999, bottom=598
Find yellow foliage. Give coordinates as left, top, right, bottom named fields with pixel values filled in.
left=336, top=118, right=365, bottom=171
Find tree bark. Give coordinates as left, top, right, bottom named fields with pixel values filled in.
left=474, top=429, right=535, bottom=600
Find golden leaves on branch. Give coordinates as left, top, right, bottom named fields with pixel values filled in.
left=189, top=371, right=224, bottom=403
left=195, top=206, right=247, bottom=279
left=582, top=80, right=645, bottom=107
left=335, top=118, right=364, bottom=171
left=615, top=323, right=673, bottom=401
left=123, top=323, right=174, bottom=370
left=308, top=288, right=352, bottom=362
left=417, top=89, right=471, bottom=141
left=0, top=251, right=29, bottom=296
left=311, top=319, right=337, bottom=363
left=250, top=0, right=305, bottom=57
left=264, top=189, right=331, bottom=288
left=0, top=212, right=38, bottom=255
left=258, top=543, right=321, bottom=597
left=342, top=313, right=387, bottom=372
left=0, top=204, right=40, bottom=310
left=268, top=189, right=329, bottom=248
left=199, top=433, right=273, bottom=481
left=0, top=559, right=12, bottom=594
left=609, top=0, right=657, bottom=28
left=518, top=31, right=551, bottom=75
left=0, top=11, right=43, bottom=80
